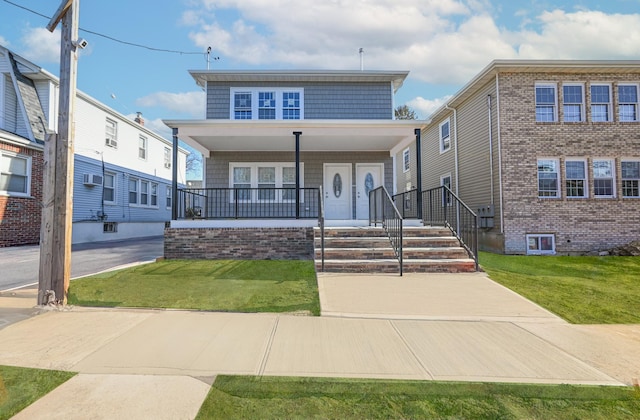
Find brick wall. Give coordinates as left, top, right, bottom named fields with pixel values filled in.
left=498, top=72, right=640, bottom=254
left=0, top=141, right=43, bottom=247
left=164, top=227, right=314, bottom=260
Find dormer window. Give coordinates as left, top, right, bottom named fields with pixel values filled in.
left=231, top=88, right=303, bottom=120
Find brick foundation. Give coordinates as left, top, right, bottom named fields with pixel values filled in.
left=164, top=227, right=314, bottom=260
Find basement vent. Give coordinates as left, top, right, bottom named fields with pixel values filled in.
left=103, top=222, right=117, bottom=233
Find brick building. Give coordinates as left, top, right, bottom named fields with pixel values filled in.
left=395, top=60, right=640, bottom=255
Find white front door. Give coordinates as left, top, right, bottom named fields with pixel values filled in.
left=355, top=163, right=383, bottom=219
left=323, top=164, right=352, bottom=219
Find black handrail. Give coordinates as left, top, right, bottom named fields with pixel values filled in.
left=394, top=187, right=479, bottom=271
left=369, top=186, right=403, bottom=276
left=318, top=186, right=325, bottom=272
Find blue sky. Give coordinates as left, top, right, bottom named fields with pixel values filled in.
left=2, top=0, right=640, bottom=136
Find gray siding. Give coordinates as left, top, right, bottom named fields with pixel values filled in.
left=3, top=73, right=20, bottom=134
left=422, top=112, right=456, bottom=192
left=395, top=142, right=417, bottom=193
left=206, top=81, right=393, bottom=120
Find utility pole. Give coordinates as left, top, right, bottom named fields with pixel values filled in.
left=38, top=0, right=79, bottom=306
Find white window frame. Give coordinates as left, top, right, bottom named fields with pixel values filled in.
left=618, top=83, right=639, bottom=122
left=564, top=158, right=588, bottom=198
left=440, top=173, right=452, bottom=206
left=128, top=177, right=159, bottom=207
left=535, top=83, right=558, bottom=122
left=402, top=148, right=410, bottom=173
left=105, top=118, right=118, bottom=148
left=229, top=162, right=304, bottom=203
left=138, top=136, right=147, bottom=160
left=593, top=158, right=616, bottom=198
left=230, top=88, right=304, bottom=120
left=537, top=158, right=560, bottom=198
left=128, top=177, right=138, bottom=205
left=163, top=148, right=171, bottom=169
left=0, top=151, right=31, bottom=197
left=562, top=83, right=585, bottom=122
left=590, top=83, right=612, bottom=122
left=526, top=234, right=556, bottom=255
left=439, top=118, right=451, bottom=153
left=166, top=185, right=172, bottom=209
left=621, top=159, right=640, bottom=198
left=103, top=172, right=116, bottom=205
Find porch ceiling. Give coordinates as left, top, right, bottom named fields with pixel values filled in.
left=163, top=119, right=426, bottom=154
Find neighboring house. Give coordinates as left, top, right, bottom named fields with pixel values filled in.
left=395, top=59, right=640, bottom=255
left=0, top=45, right=188, bottom=246
left=164, top=70, right=424, bottom=260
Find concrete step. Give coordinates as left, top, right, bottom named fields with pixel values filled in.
left=315, top=226, right=453, bottom=238
left=315, top=236, right=461, bottom=249
left=315, top=258, right=477, bottom=273
left=315, top=247, right=470, bottom=260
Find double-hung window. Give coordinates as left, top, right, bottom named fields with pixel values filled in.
left=258, top=167, right=276, bottom=200
left=138, top=136, right=147, bottom=160
left=103, top=172, right=116, bottom=204
left=440, top=174, right=452, bottom=206
left=535, top=83, right=557, bottom=122
left=618, top=84, right=639, bottom=122
left=439, top=119, right=451, bottom=153
left=590, top=84, right=612, bottom=122
left=593, top=159, right=615, bottom=198
left=402, top=148, right=410, bottom=173
left=0, top=152, right=30, bottom=196
left=163, top=148, right=171, bottom=169
left=105, top=118, right=118, bottom=148
left=128, top=177, right=139, bottom=204
left=166, top=185, right=172, bottom=208
left=622, top=160, right=640, bottom=198
left=230, top=163, right=303, bottom=202
left=231, top=88, right=303, bottom=120
left=562, top=84, right=584, bottom=122
left=282, top=167, right=296, bottom=200
left=128, top=178, right=158, bottom=207
left=537, top=159, right=559, bottom=198
left=232, top=166, right=252, bottom=201
left=565, top=159, right=588, bottom=198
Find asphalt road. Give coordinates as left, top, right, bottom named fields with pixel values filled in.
left=0, top=236, right=164, bottom=291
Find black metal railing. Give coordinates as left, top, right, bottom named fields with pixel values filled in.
left=177, top=187, right=320, bottom=219
left=396, top=186, right=478, bottom=271
left=369, top=186, right=404, bottom=276
left=318, top=186, right=325, bottom=272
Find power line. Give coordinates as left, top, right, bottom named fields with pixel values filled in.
left=2, top=0, right=205, bottom=56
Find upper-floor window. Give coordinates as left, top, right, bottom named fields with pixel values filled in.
left=562, top=84, right=584, bottom=122
left=565, top=159, right=588, bottom=198
left=537, top=158, right=559, bottom=198
left=103, top=172, right=116, bottom=204
left=164, top=147, right=171, bottom=169
left=230, top=88, right=303, bottom=120
left=590, top=84, right=612, bottom=122
left=593, top=159, right=615, bottom=197
left=439, top=119, right=451, bottom=153
left=618, top=84, right=639, bottom=122
left=535, top=83, right=557, bottom=122
left=402, top=148, right=410, bottom=173
left=0, top=152, right=30, bottom=196
left=105, top=118, right=118, bottom=148
left=621, top=160, right=640, bottom=198
left=138, top=136, right=147, bottom=160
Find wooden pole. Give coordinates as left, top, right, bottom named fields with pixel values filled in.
left=38, top=0, right=79, bottom=305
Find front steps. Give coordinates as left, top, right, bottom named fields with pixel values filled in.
left=314, top=226, right=477, bottom=273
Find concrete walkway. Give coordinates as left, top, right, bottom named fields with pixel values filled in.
left=0, top=272, right=638, bottom=419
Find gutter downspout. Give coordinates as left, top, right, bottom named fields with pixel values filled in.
left=293, top=131, right=302, bottom=219
left=172, top=128, right=178, bottom=221
left=445, top=104, right=460, bottom=233
left=487, top=95, right=494, bottom=205
left=414, top=128, right=423, bottom=220
left=495, top=74, right=505, bottom=235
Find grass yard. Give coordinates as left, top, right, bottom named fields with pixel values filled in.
left=479, top=252, right=640, bottom=324
left=196, top=376, right=640, bottom=419
left=0, top=365, right=75, bottom=420
left=68, top=260, right=320, bottom=315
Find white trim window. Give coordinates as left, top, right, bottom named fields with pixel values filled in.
left=128, top=177, right=138, bottom=204
left=562, top=83, right=584, bottom=122
left=103, top=172, right=116, bottom=204
left=138, top=136, right=147, bottom=160
left=565, top=159, right=588, bottom=198
left=166, top=185, right=172, bottom=208
left=439, top=119, right=451, bottom=153
left=593, top=159, right=616, bottom=198
left=440, top=173, right=452, bottom=206
left=618, top=84, right=639, bottom=122
left=402, top=148, right=410, bottom=173
left=535, top=83, right=557, bottom=122
left=150, top=183, right=158, bottom=206
left=526, top=234, right=556, bottom=255
left=163, top=147, right=171, bottom=169
left=105, top=118, right=118, bottom=148
left=537, top=159, right=560, bottom=198
left=621, top=160, right=640, bottom=198
left=128, top=177, right=159, bottom=207
left=231, top=88, right=304, bottom=120
left=590, top=84, right=612, bottom=122
left=230, top=163, right=303, bottom=202
left=0, top=152, right=31, bottom=196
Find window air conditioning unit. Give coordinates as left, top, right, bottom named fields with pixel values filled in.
left=83, top=173, right=103, bottom=186
left=164, top=162, right=171, bottom=169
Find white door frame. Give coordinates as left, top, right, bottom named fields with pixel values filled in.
left=323, top=163, right=352, bottom=220
left=355, top=163, right=384, bottom=220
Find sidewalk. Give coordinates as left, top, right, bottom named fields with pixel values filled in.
left=1, top=272, right=638, bottom=419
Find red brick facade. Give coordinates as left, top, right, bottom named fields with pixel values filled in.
left=0, top=140, right=43, bottom=247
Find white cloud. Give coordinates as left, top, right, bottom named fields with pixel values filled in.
left=0, top=35, right=9, bottom=47
left=406, top=95, right=453, bottom=119
left=136, top=91, right=205, bottom=118
left=137, top=116, right=173, bottom=139
left=20, top=27, right=60, bottom=64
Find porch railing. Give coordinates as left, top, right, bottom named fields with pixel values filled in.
left=177, top=187, right=320, bottom=219
left=369, top=186, right=403, bottom=276
left=318, top=186, right=325, bottom=272
left=394, top=186, right=478, bottom=271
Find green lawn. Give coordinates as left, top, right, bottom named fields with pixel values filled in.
left=0, top=366, right=75, bottom=420
left=479, top=252, right=640, bottom=324
left=196, top=376, right=640, bottom=419
left=68, top=260, right=320, bottom=315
